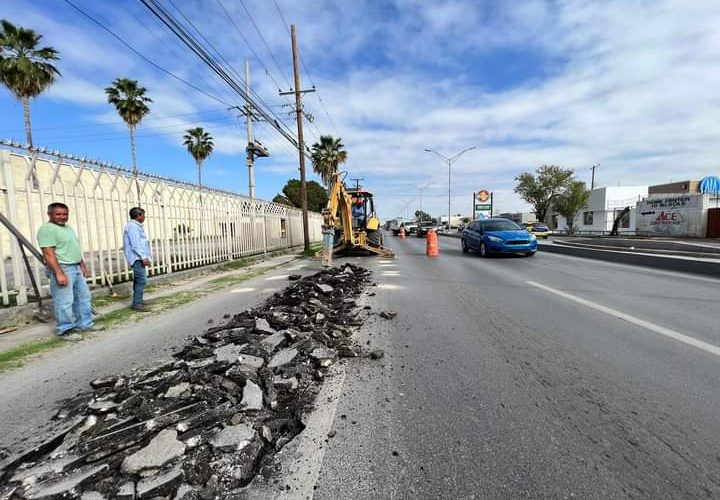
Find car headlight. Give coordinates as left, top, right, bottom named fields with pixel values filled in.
left=488, top=235, right=504, bottom=243
left=528, top=233, right=537, bottom=241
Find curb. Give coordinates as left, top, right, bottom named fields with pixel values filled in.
left=539, top=243, right=720, bottom=278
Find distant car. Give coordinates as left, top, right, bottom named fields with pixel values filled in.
left=461, top=218, right=537, bottom=257
left=403, top=221, right=418, bottom=234
left=525, top=223, right=551, bottom=239
left=415, top=221, right=440, bottom=237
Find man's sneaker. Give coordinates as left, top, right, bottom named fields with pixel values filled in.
left=59, top=333, right=83, bottom=341
left=79, top=325, right=106, bottom=333
left=131, top=304, right=152, bottom=312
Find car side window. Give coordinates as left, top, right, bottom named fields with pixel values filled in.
left=477, top=222, right=484, bottom=233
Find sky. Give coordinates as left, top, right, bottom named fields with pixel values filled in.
left=1, top=0, right=719, bottom=220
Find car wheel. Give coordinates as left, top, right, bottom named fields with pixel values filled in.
left=480, top=242, right=489, bottom=257
left=461, top=239, right=469, bottom=253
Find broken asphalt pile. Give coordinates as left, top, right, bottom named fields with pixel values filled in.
left=1, top=264, right=384, bottom=499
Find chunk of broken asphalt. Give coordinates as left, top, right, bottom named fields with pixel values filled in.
left=122, top=429, right=186, bottom=473
left=380, top=310, right=397, bottom=319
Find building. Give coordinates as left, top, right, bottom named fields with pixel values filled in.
left=554, top=186, right=648, bottom=234
left=498, top=212, right=537, bottom=224
left=636, top=180, right=720, bottom=237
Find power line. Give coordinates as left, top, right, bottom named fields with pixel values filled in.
left=236, top=0, right=293, bottom=91
left=0, top=108, right=231, bottom=134
left=62, top=0, right=234, bottom=108
left=214, top=0, right=285, bottom=93
left=163, top=0, right=299, bottom=135
left=138, top=0, right=309, bottom=159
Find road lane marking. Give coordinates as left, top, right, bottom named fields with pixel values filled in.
left=526, top=280, right=720, bottom=358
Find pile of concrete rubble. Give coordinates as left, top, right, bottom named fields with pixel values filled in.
left=0, top=264, right=381, bottom=499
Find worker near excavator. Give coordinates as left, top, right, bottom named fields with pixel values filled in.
left=321, top=208, right=334, bottom=267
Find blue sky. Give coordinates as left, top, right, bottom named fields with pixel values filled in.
left=2, top=0, right=719, bottom=219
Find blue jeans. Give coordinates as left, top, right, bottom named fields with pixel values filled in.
left=47, top=264, right=93, bottom=335
left=132, top=260, right=147, bottom=307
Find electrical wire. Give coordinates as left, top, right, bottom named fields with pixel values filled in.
left=272, top=0, right=340, bottom=137
left=236, top=0, right=293, bottom=91
left=62, top=0, right=234, bottom=108
left=139, top=0, right=311, bottom=160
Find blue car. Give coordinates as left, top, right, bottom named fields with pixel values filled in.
left=461, top=218, right=537, bottom=257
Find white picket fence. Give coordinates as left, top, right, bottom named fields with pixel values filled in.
left=0, top=143, right=321, bottom=307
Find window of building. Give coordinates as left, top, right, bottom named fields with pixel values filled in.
left=583, top=211, right=594, bottom=225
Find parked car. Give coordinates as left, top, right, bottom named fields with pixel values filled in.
left=461, top=218, right=537, bottom=257
left=416, top=221, right=440, bottom=237
left=525, top=223, right=551, bottom=239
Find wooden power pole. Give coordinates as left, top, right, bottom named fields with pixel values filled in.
left=280, top=25, right=315, bottom=252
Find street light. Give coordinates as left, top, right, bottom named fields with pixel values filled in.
left=414, top=182, right=432, bottom=219
left=424, top=146, right=477, bottom=229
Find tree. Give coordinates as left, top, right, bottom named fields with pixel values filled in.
left=415, top=210, right=432, bottom=222
left=0, top=20, right=60, bottom=148
left=553, top=180, right=590, bottom=234
left=183, top=127, right=214, bottom=197
left=273, top=179, right=328, bottom=212
left=310, top=135, right=347, bottom=187
left=105, top=78, right=152, bottom=201
left=514, top=165, right=574, bottom=222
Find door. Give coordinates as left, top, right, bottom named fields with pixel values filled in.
left=707, top=208, right=720, bottom=238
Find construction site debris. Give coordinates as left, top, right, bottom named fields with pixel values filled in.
left=0, top=264, right=375, bottom=499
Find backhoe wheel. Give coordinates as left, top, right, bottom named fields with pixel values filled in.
left=367, top=229, right=382, bottom=247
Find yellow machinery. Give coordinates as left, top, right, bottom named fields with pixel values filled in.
left=321, top=172, right=394, bottom=258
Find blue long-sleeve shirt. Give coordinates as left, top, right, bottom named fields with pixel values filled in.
left=123, top=220, right=152, bottom=264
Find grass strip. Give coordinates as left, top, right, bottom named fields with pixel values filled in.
left=0, top=337, right=62, bottom=373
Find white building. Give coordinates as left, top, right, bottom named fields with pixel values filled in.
left=555, top=186, right=648, bottom=234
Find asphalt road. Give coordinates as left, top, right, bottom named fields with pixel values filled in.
left=3, top=236, right=720, bottom=499
left=310, top=235, right=720, bottom=499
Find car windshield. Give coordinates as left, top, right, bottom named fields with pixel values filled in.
left=483, top=220, right=521, bottom=231
left=533, top=225, right=549, bottom=231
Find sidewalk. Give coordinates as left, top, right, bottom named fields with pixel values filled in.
left=0, top=252, right=302, bottom=355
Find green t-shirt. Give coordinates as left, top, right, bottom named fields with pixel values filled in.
left=37, top=222, right=82, bottom=264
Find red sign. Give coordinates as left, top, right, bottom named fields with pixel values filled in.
left=476, top=190, right=491, bottom=203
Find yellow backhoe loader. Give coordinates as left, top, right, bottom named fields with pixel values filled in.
left=320, top=172, right=394, bottom=258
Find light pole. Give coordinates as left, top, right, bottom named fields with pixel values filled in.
left=414, top=182, right=432, bottom=220
left=424, top=147, right=477, bottom=229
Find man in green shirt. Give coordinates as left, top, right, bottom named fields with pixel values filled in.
left=37, top=202, right=94, bottom=338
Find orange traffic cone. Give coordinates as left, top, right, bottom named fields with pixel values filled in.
left=426, top=229, right=439, bottom=257
left=399, top=226, right=406, bottom=239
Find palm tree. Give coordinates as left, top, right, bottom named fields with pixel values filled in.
left=183, top=127, right=214, bottom=197
left=105, top=78, right=152, bottom=201
left=0, top=20, right=60, bottom=148
left=310, top=135, right=347, bottom=187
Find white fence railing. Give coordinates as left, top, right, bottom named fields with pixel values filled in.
left=0, top=144, right=321, bottom=307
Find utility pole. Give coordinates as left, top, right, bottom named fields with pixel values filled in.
left=590, top=163, right=600, bottom=190
left=245, top=61, right=256, bottom=199
left=280, top=25, right=315, bottom=252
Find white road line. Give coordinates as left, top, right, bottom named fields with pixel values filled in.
left=526, top=280, right=720, bottom=358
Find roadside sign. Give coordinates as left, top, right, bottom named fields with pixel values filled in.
left=475, top=204, right=491, bottom=210
left=476, top=190, right=491, bottom=202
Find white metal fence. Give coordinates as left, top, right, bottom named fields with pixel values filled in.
left=0, top=143, right=321, bottom=307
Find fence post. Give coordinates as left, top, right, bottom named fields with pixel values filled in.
left=1, top=150, right=28, bottom=305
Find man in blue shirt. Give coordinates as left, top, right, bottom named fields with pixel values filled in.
left=123, top=207, right=153, bottom=312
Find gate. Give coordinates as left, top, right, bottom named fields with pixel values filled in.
left=708, top=208, right=720, bottom=238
